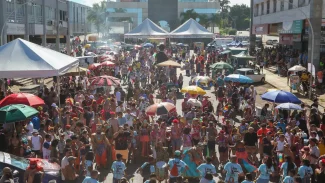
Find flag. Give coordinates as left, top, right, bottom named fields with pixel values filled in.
left=242, top=159, right=257, bottom=173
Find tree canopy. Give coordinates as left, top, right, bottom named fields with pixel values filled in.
left=229, top=4, right=250, bottom=30
left=180, top=9, right=199, bottom=23
left=87, top=1, right=107, bottom=35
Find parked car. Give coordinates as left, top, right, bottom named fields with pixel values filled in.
left=235, top=68, right=266, bottom=83
left=0, top=152, right=61, bottom=183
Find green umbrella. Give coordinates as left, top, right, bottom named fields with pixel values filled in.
left=210, top=61, right=234, bottom=70
left=0, top=104, right=39, bottom=124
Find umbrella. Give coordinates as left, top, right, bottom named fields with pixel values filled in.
left=64, top=67, right=88, bottom=76
left=224, top=74, right=253, bottom=83
left=157, top=60, right=181, bottom=67
left=88, top=63, right=101, bottom=70
left=210, top=61, right=234, bottom=70
left=288, top=65, right=306, bottom=72
left=177, top=43, right=184, bottom=46
left=0, top=104, right=39, bottom=124
left=275, top=103, right=302, bottom=110
left=145, top=102, right=176, bottom=116
left=187, top=98, right=202, bottom=107
left=0, top=93, right=44, bottom=107
left=192, top=76, right=214, bottom=84
left=181, top=86, right=206, bottom=95
left=90, top=75, right=120, bottom=86
left=267, top=88, right=278, bottom=92
left=84, top=44, right=91, bottom=49
left=100, top=61, right=115, bottom=67
left=261, top=90, right=301, bottom=104
left=143, top=43, right=154, bottom=48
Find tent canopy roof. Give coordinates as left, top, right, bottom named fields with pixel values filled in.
left=232, top=51, right=256, bottom=59
left=170, top=18, right=213, bottom=38
left=124, top=18, right=169, bottom=38
left=0, top=38, right=78, bottom=78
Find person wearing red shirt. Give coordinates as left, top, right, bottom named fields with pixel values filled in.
left=257, top=123, right=270, bottom=157
left=96, top=94, right=104, bottom=105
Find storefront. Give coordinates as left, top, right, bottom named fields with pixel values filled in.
left=278, top=20, right=303, bottom=48
left=279, top=34, right=293, bottom=45
left=252, top=24, right=269, bottom=35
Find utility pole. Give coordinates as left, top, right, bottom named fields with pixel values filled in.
left=55, top=0, right=60, bottom=51
left=249, top=0, right=256, bottom=55
left=24, top=0, right=30, bottom=41
left=42, top=0, right=46, bottom=46
left=66, top=1, right=71, bottom=55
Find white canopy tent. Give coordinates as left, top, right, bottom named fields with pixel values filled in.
left=169, top=18, right=214, bottom=38
left=0, top=38, right=79, bottom=78
left=124, top=18, right=169, bottom=38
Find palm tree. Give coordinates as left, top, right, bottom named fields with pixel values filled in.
left=87, top=1, right=107, bottom=35
left=111, top=8, right=133, bottom=23
left=220, top=0, right=230, bottom=12
left=180, top=9, right=199, bottom=23
left=198, top=14, right=210, bottom=28
left=209, top=14, right=221, bottom=32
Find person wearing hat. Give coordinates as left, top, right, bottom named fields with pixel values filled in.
left=24, top=159, right=44, bottom=183
left=171, top=119, right=182, bottom=154
left=223, top=155, right=244, bottom=183
left=91, top=124, right=110, bottom=169
left=30, top=129, right=43, bottom=158
left=111, top=153, right=127, bottom=183
left=167, top=150, right=189, bottom=183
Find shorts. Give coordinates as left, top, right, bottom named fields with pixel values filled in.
left=115, top=149, right=129, bottom=162
left=32, top=150, right=41, bottom=157
left=207, top=141, right=216, bottom=152
left=171, top=138, right=182, bottom=147
left=218, top=146, right=228, bottom=153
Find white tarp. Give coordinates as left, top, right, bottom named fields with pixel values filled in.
left=124, top=18, right=169, bottom=38
left=0, top=38, right=79, bottom=78
left=169, top=18, right=214, bottom=38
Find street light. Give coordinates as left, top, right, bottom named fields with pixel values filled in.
left=1, top=0, right=34, bottom=45
left=279, top=0, right=314, bottom=99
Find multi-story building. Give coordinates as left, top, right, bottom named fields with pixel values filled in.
left=0, top=0, right=91, bottom=46
left=252, top=0, right=324, bottom=71
left=106, top=0, right=219, bottom=33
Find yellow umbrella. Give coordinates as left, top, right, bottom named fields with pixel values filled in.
left=84, top=44, right=91, bottom=49
left=157, top=60, right=181, bottom=67
left=267, top=88, right=278, bottom=92
left=181, top=85, right=206, bottom=95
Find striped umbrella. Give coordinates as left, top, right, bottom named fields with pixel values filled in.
left=145, top=102, right=176, bottom=116
left=90, top=75, right=120, bottom=86
left=100, top=61, right=115, bottom=67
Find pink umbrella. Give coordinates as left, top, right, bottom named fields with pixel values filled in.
left=100, top=61, right=115, bottom=67
left=145, top=102, right=176, bottom=116
left=90, top=75, right=120, bottom=86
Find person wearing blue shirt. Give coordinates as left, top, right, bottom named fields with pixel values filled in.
left=298, top=159, right=313, bottom=180
left=117, top=112, right=127, bottom=126
left=241, top=173, right=254, bottom=183
left=283, top=169, right=296, bottom=183
left=31, top=116, right=40, bottom=130
left=280, top=156, right=297, bottom=178
left=111, top=153, right=127, bottom=183
left=256, top=157, right=274, bottom=183
left=168, top=150, right=188, bottom=183
left=144, top=174, right=158, bottom=183
left=197, top=157, right=217, bottom=182
left=277, top=119, right=286, bottom=133
left=223, top=156, right=244, bottom=183
left=82, top=170, right=99, bottom=183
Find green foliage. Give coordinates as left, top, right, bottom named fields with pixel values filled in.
left=180, top=9, right=199, bottom=23
left=229, top=29, right=237, bottom=35
left=87, top=1, right=107, bottom=35
left=198, top=14, right=210, bottom=28
left=229, top=4, right=250, bottom=30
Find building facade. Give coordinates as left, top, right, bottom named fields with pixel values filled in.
left=252, top=0, right=324, bottom=71
left=0, top=0, right=91, bottom=46
left=106, top=0, right=219, bottom=33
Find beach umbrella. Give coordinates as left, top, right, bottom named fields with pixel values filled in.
left=143, top=43, right=154, bottom=48
left=0, top=93, right=44, bottom=107
left=100, top=61, right=115, bottom=67
left=181, top=86, right=206, bottom=95
left=275, top=103, right=302, bottom=110
left=88, top=63, right=101, bottom=70
left=187, top=98, right=202, bottom=107
left=224, top=74, right=253, bottom=83
left=90, top=75, right=120, bottom=86
left=145, top=102, right=176, bottom=116
left=192, top=76, right=214, bottom=85
left=156, top=60, right=181, bottom=67
left=261, top=90, right=301, bottom=104
left=210, top=61, right=233, bottom=70
left=267, top=88, right=278, bottom=92
left=0, top=104, right=39, bottom=124
left=288, top=65, right=306, bottom=72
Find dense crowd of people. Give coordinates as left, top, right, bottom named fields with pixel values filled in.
left=1, top=42, right=325, bottom=183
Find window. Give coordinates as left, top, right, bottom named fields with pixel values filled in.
left=247, top=70, right=254, bottom=75
left=254, top=4, right=259, bottom=16
left=261, top=2, right=264, bottom=15
left=273, top=0, right=277, bottom=12
left=280, top=1, right=284, bottom=11
left=289, top=0, right=293, bottom=9
left=266, top=0, right=270, bottom=14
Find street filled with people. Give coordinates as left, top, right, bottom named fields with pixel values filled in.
left=1, top=42, right=325, bottom=183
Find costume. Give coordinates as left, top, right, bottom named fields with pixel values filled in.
left=183, top=148, right=202, bottom=178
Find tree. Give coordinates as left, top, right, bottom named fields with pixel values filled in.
left=209, top=14, right=221, bottom=33
left=198, top=14, right=210, bottom=28
left=180, top=9, right=199, bottom=23
left=228, top=29, right=237, bottom=35
left=87, top=1, right=107, bottom=35
left=229, top=4, right=250, bottom=30
left=220, top=0, right=230, bottom=12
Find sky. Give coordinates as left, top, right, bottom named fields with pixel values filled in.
left=70, top=0, right=250, bottom=7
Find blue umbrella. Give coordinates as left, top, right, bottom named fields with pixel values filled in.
left=275, top=103, right=302, bottom=110
left=143, top=43, right=154, bottom=48
left=224, top=74, right=253, bottom=83
left=261, top=90, right=301, bottom=104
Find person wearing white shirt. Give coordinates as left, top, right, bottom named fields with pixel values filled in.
left=26, top=121, right=34, bottom=137
left=61, top=148, right=72, bottom=181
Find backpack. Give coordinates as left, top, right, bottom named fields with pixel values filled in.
left=170, top=160, right=179, bottom=177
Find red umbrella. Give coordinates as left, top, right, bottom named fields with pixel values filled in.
left=100, top=61, right=115, bottom=67
left=90, top=75, right=120, bottom=86
left=0, top=93, right=45, bottom=107
left=145, top=102, right=176, bottom=116
left=88, top=63, right=101, bottom=70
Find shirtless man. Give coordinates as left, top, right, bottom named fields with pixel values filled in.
left=91, top=124, right=111, bottom=169
left=171, top=119, right=182, bottom=154
left=206, top=121, right=218, bottom=161
left=108, top=112, right=119, bottom=134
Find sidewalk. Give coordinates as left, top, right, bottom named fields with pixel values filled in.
left=263, top=68, right=325, bottom=110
